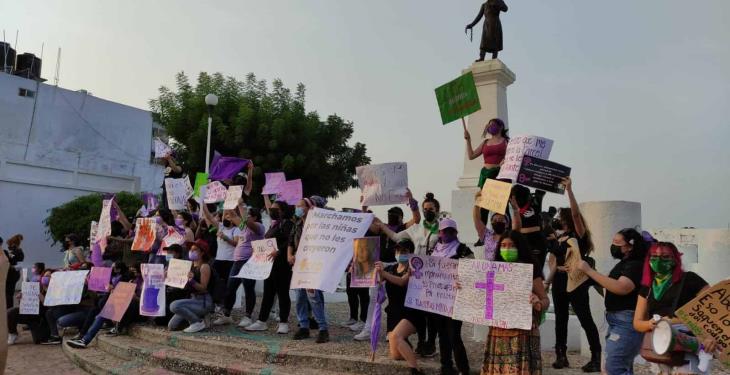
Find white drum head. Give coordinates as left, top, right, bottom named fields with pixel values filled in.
left=652, top=319, right=674, bottom=355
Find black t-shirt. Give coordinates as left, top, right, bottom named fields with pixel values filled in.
left=550, top=232, right=589, bottom=266
left=288, top=220, right=305, bottom=255
left=384, top=264, right=408, bottom=313
left=265, top=220, right=294, bottom=266
left=605, top=258, right=644, bottom=312
left=381, top=224, right=406, bottom=263
left=639, top=271, right=708, bottom=318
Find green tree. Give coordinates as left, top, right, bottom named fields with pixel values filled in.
left=149, top=72, right=370, bottom=204
left=44, top=192, right=143, bottom=246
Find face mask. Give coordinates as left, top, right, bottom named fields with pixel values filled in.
left=552, top=219, right=562, bottom=230
left=188, top=251, right=200, bottom=262
left=41, top=276, right=51, bottom=286
left=175, top=218, right=185, bottom=227
left=500, top=247, right=519, bottom=262
left=486, top=123, right=500, bottom=135
left=294, top=207, right=305, bottom=218
left=610, top=245, right=624, bottom=259
left=269, top=209, right=281, bottom=221
left=423, top=210, right=436, bottom=222
left=222, top=219, right=232, bottom=228
left=165, top=254, right=174, bottom=262
left=650, top=257, right=675, bottom=276
left=387, top=214, right=401, bottom=226
left=397, top=254, right=409, bottom=263
left=31, top=267, right=38, bottom=275
left=491, top=222, right=507, bottom=235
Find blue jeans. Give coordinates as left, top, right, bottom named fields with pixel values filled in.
left=83, top=315, right=105, bottom=343
left=295, top=289, right=327, bottom=331
left=168, top=294, right=213, bottom=330
left=605, top=310, right=643, bottom=375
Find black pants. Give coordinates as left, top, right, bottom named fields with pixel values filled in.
left=213, top=260, right=234, bottom=305
left=345, top=275, right=369, bottom=322
left=224, top=260, right=256, bottom=316
left=553, top=273, right=602, bottom=352
left=434, top=314, right=469, bottom=373
left=417, top=312, right=438, bottom=347
left=258, top=261, right=292, bottom=322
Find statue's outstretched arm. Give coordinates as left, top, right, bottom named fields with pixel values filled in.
left=467, top=5, right=485, bottom=28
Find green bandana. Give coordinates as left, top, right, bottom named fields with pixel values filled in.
left=652, top=274, right=673, bottom=301
left=423, top=221, right=438, bottom=235
left=500, top=247, right=519, bottom=262
left=650, top=257, right=675, bottom=276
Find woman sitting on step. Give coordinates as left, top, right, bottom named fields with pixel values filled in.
left=167, top=240, right=214, bottom=333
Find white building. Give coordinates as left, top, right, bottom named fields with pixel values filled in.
left=649, top=228, right=730, bottom=286
left=0, top=72, right=163, bottom=268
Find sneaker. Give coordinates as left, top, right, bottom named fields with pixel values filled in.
left=7, top=334, right=17, bottom=345
left=238, top=316, right=253, bottom=327
left=104, top=328, right=119, bottom=337
left=71, top=333, right=83, bottom=341
left=340, top=318, right=357, bottom=327
left=66, top=339, right=88, bottom=349
left=245, top=320, right=268, bottom=331
left=276, top=323, right=289, bottom=334
left=349, top=321, right=365, bottom=332
left=293, top=328, right=310, bottom=340
left=420, top=343, right=436, bottom=358
left=354, top=330, right=370, bottom=341
left=213, top=315, right=234, bottom=326
left=315, top=330, right=330, bottom=344
left=183, top=321, right=207, bottom=333
left=41, top=336, right=62, bottom=345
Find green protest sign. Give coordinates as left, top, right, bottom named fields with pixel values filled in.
left=434, top=72, right=481, bottom=125
left=193, top=172, right=209, bottom=198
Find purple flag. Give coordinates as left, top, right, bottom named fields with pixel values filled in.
left=370, top=283, right=387, bottom=361
left=209, top=151, right=250, bottom=181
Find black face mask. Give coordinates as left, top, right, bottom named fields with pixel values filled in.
left=424, top=210, right=436, bottom=222
left=222, top=219, right=232, bottom=228
left=387, top=214, right=401, bottom=226
left=551, top=219, right=562, bottom=230
left=610, top=245, right=625, bottom=259
left=491, top=222, right=507, bottom=235
left=269, top=209, right=281, bottom=221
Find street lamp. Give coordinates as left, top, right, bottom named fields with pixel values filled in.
left=204, top=93, right=218, bottom=174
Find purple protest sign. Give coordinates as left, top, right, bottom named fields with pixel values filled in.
left=88, top=267, right=112, bottom=292
left=278, top=179, right=303, bottom=205
left=262, top=172, right=286, bottom=195
left=404, top=255, right=459, bottom=317
left=208, top=151, right=250, bottom=181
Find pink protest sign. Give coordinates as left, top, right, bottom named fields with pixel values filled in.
left=99, top=282, right=136, bottom=322
left=87, top=267, right=112, bottom=292
left=262, top=172, right=286, bottom=195
left=204, top=181, right=228, bottom=204
left=278, top=179, right=303, bottom=205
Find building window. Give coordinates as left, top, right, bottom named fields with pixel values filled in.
left=18, top=88, right=35, bottom=98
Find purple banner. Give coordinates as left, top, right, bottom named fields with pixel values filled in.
left=209, top=151, right=250, bottom=181
left=88, top=267, right=112, bottom=292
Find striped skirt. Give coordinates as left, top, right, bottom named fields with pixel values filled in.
left=481, top=323, right=542, bottom=375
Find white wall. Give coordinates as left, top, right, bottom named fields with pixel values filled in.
left=649, top=228, right=730, bottom=285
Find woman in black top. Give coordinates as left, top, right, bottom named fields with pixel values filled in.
left=246, top=198, right=295, bottom=334
left=511, top=185, right=547, bottom=271
left=633, top=242, right=716, bottom=374
left=571, top=228, right=648, bottom=375
left=544, top=177, right=601, bottom=371
left=160, top=154, right=183, bottom=209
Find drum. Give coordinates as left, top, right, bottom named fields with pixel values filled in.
left=652, top=319, right=700, bottom=355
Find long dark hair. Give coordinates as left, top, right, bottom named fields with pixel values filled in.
left=558, top=207, right=595, bottom=255
left=494, top=231, right=533, bottom=264
left=273, top=200, right=293, bottom=220
left=617, top=228, right=648, bottom=261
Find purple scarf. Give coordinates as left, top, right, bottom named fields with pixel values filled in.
left=432, top=239, right=460, bottom=258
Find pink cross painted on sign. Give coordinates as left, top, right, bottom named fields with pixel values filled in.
left=474, top=271, right=505, bottom=320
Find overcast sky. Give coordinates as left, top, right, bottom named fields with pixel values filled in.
left=2, top=0, right=729, bottom=229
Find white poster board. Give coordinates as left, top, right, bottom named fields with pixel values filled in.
left=404, top=255, right=459, bottom=317
left=235, top=239, right=276, bottom=280
left=20, top=282, right=40, bottom=315
left=223, top=185, right=243, bottom=210
left=356, top=162, right=408, bottom=206
left=204, top=181, right=228, bottom=204
left=496, top=135, right=553, bottom=181
left=165, top=259, right=192, bottom=289
left=140, top=264, right=166, bottom=317
left=44, top=270, right=90, bottom=306
left=165, top=177, right=193, bottom=210
left=154, top=138, right=172, bottom=158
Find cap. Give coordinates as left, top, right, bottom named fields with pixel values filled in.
left=188, top=239, right=210, bottom=255
left=438, top=218, right=458, bottom=231
left=163, top=243, right=184, bottom=254
left=395, top=239, right=415, bottom=252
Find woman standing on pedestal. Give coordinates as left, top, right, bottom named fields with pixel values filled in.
left=465, top=0, right=508, bottom=61
left=464, top=118, right=509, bottom=246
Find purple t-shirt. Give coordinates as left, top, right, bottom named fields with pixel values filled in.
left=234, top=222, right=265, bottom=261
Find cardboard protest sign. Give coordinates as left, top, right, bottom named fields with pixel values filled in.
left=87, top=267, right=112, bottom=292
left=278, top=179, right=303, bottom=205
left=262, top=172, right=286, bottom=195
left=99, top=282, right=136, bottom=322
left=235, top=239, right=276, bottom=280
left=435, top=72, right=481, bottom=125
left=44, top=270, right=90, bottom=306
left=356, top=163, right=408, bottom=206
left=154, top=138, right=172, bottom=158
left=676, top=279, right=730, bottom=367
left=565, top=238, right=589, bottom=292
left=496, top=135, right=554, bottom=182
left=517, top=156, right=571, bottom=194
left=223, top=185, right=243, bottom=210
left=165, top=177, right=193, bottom=210
left=165, top=259, right=192, bottom=289
left=477, top=179, right=512, bottom=215
left=405, top=255, right=459, bottom=317
left=193, top=172, right=209, bottom=198
left=96, top=198, right=114, bottom=252
left=140, top=264, right=166, bottom=317
left=453, top=259, right=534, bottom=330
left=160, top=227, right=185, bottom=250
left=204, top=181, right=228, bottom=204
left=351, top=237, right=380, bottom=288
left=131, top=218, right=157, bottom=252
left=290, top=208, right=374, bottom=292
left=20, top=282, right=40, bottom=315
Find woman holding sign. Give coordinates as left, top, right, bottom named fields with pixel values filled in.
left=168, top=240, right=214, bottom=333
left=464, top=118, right=509, bottom=246
left=633, top=242, right=715, bottom=375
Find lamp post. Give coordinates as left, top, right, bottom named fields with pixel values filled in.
left=204, top=93, right=218, bottom=174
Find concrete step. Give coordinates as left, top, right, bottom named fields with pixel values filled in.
left=62, top=338, right=181, bottom=375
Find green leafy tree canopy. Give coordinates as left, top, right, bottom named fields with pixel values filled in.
left=149, top=72, right=370, bottom=204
